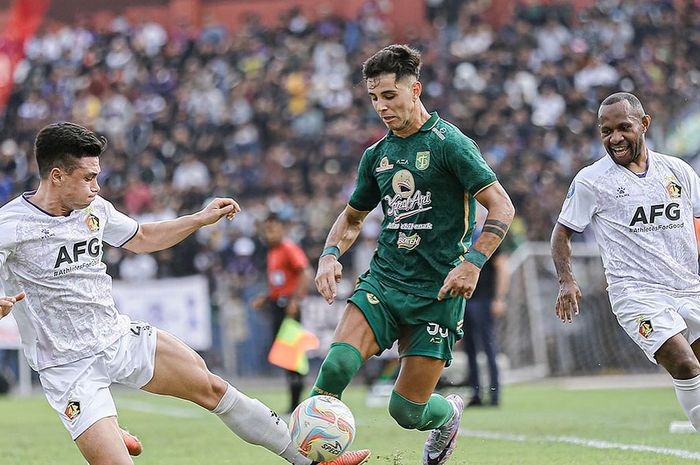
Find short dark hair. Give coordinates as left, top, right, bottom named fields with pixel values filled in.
left=362, top=44, right=422, bottom=82
left=34, top=122, right=107, bottom=178
left=599, top=92, right=645, bottom=118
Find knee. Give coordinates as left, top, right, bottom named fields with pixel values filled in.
left=388, top=394, right=424, bottom=430
left=667, top=356, right=700, bottom=380
left=206, top=374, right=229, bottom=409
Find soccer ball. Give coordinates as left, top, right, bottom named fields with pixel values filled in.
left=289, top=395, right=356, bottom=461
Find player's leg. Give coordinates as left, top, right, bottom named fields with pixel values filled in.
left=141, top=329, right=313, bottom=464
left=390, top=355, right=454, bottom=430
left=310, top=302, right=380, bottom=398
left=75, top=417, right=133, bottom=465
left=657, top=334, right=700, bottom=430
left=38, top=352, right=133, bottom=465
left=618, top=295, right=700, bottom=431
left=141, top=329, right=370, bottom=465
left=391, top=355, right=463, bottom=465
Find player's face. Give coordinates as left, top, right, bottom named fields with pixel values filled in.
left=57, top=157, right=101, bottom=211
left=598, top=101, right=650, bottom=167
left=367, top=73, right=420, bottom=135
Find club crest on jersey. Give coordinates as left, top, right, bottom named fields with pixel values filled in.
left=65, top=401, right=81, bottom=420
left=639, top=320, right=653, bottom=338
left=397, top=232, right=421, bottom=250
left=86, top=213, right=100, bottom=232
left=376, top=156, right=394, bottom=173
left=366, top=293, right=379, bottom=305
left=666, top=180, right=681, bottom=198
left=416, top=151, right=430, bottom=171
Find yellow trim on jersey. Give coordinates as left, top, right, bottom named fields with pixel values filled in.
left=473, top=180, right=497, bottom=197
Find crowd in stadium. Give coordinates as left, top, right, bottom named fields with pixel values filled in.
left=1, top=0, right=699, bottom=291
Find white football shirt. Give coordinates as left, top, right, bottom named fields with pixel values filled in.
left=0, top=193, right=138, bottom=370
left=558, top=150, right=700, bottom=300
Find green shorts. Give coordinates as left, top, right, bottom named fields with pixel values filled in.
left=348, top=271, right=465, bottom=365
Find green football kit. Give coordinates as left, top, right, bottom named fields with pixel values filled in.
left=348, top=112, right=497, bottom=364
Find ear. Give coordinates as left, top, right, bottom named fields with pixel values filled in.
left=641, top=114, right=651, bottom=133
left=49, top=167, right=63, bottom=185
left=412, top=80, right=422, bottom=100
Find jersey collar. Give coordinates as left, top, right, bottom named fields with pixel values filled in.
left=419, top=112, right=440, bottom=132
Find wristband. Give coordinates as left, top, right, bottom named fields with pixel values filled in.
left=321, top=245, right=341, bottom=259
left=463, top=249, right=488, bottom=269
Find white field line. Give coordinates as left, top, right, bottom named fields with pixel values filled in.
left=460, top=429, right=700, bottom=461
left=117, top=399, right=209, bottom=419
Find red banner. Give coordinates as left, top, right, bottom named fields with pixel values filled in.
left=0, top=0, right=50, bottom=110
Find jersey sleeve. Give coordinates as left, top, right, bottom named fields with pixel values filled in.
left=284, top=241, right=309, bottom=270
left=100, top=197, right=139, bottom=247
left=557, top=175, right=597, bottom=232
left=348, top=148, right=381, bottom=212
left=444, top=136, right=498, bottom=195
left=680, top=160, right=700, bottom=218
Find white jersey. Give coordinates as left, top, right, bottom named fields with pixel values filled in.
left=558, top=150, right=700, bottom=300
left=0, top=193, right=139, bottom=370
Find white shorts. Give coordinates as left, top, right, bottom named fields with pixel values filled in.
left=612, top=292, right=700, bottom=363
left=38, top=321, right=158, bottom=440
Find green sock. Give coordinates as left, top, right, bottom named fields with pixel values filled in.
left=388, top=391, right=453, bottom=431
left=309, top=342, right=363, bottom=399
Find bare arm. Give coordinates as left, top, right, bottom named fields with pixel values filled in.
left=551, top=222, right=582, bottom=322
left=439, top=182, right=515, bottom=300
left=315, top=205, right=370, bottom=304
left=123, top=198, right=239, bottom=254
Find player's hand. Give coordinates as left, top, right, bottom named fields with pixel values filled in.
left=438, top=261, right=480, bottom=301
left=0, top=292, right=25, bottom=319
left=555, top=279, right=581, bottom=323
left=315, top=256, right=343, bottom=305
left=197, top=198, right=241, bottom=225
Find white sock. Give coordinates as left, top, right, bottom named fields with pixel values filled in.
left=672, top=374, right=700, bottom=432
left=212, top=384, right=313, bottom=464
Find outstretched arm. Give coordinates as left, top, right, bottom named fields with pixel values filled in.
left=551, top=222, right=582, bottom=322
left=315, top=205, right=370, bottom=304
left=439, top=182, right=515, bottom=300
left=123, top=198, right=240, bottom=254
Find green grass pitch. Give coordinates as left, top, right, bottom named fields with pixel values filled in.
left=1, top=382, right=699, bottom=464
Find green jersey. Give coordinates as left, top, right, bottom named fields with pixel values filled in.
left=349, top=112, right=497, bottom=298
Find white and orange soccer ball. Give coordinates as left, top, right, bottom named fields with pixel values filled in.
left=289, top=395, right=356, bottom=462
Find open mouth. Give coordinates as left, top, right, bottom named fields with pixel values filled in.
left=611, top=146, right=629, bottom=158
